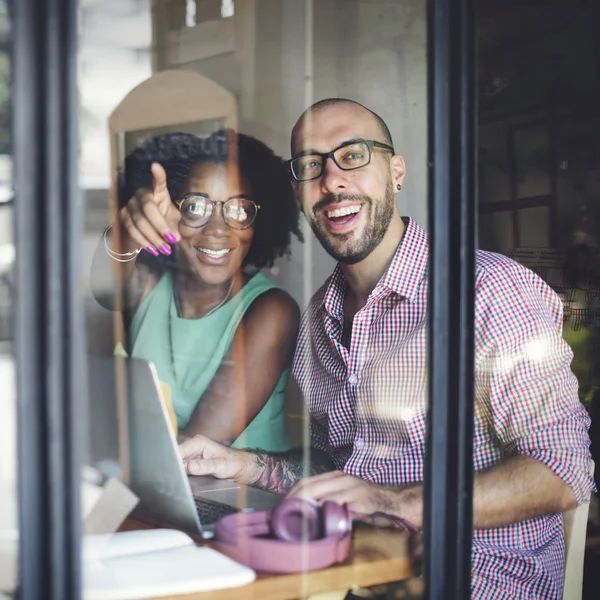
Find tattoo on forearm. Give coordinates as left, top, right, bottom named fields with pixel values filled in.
left=249, top=448, right=334, bottom=494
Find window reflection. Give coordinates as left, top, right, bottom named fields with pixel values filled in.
left=70, top=0, right=598, bottom=598
left=77, top=1, right=430, bottom=597
left=479, top=3, right=600, bottom=595
left=0, top=0, right=590, bottom=597
left=0, top=1, right=561, bottom=599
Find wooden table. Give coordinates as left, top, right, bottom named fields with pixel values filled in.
left=123, top=518, right=419, bottom=600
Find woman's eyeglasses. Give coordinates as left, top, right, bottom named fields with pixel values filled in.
left=176, top=194, right=260, bottom=230
left=288, top=139, right=395, bottom=182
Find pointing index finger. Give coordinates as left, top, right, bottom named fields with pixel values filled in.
left=151, top=162, right=170, bottom=200
left=150, top=162, right=181, bottom=243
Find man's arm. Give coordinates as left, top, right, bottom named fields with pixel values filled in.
left=246, top=415, right=335, bottom=494
left=475, top=264, right=594, bottom=514
left=289, top=455, right=577, bottom=528
left=249, top=447, right=334, bottom=494
left=179, top=434, right=334, bottom=495
left=397, top=454, right=578, bottom=528
left=472, top=455, right=577, bottom=527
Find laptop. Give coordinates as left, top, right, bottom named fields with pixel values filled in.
left=85, top=355, right=282, bottom=538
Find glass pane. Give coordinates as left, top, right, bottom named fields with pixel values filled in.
left=70, top=0, right=600, bottom=598
left=479, top=122, right=511, bottom=203
left=479, top=210, right=514, bottom=255
left=513, top=123, right=552, bottom=198
left=517, top=205, right=550, bottom=248
left=79, top=0, right=428, bottom=597
left=0, top=0, right=15, bottom=595
left=479, top=3, right=600, bottom=597
left=554, top=117, right=600, bottom=249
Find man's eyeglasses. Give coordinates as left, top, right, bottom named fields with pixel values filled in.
left=176, top=194, right=260, bottom=230
left=288, top=139, right=395, bottom=182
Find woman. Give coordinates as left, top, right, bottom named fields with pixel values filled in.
left=93, top=129, right=302, bottom=452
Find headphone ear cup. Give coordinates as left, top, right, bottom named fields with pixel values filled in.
left=322, top=501, right=352, bottom=538
left=271, top=497, right=321, bottom=542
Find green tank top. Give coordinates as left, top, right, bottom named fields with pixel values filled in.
left=129, top=271, right=292, bottom=452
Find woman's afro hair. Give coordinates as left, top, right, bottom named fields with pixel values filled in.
left=118, top=129, right=303, bottom=269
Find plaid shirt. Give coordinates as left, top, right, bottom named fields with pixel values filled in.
left=293, top=218, right=594, bottom=599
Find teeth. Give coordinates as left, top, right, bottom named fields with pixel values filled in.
left=326, top=205, right=361, bottom=218
left=196, top=247, right=231, bottom=258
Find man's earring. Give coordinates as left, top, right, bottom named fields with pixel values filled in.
left=396, top=184, right=402, bottom=191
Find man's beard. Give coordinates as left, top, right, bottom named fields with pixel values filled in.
left=307, top=182, right=395, bottom=265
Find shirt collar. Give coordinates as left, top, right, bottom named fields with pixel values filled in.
left=322, top=217, right=429, bottom=319
left=322, top=265, right=347, bottom=321
left=380, top=217, right=429, bottom=299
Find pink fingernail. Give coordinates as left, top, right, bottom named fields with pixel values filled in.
left=146, top=246, right=159, bottom=257
left=160, top=244, right=172, bottom=256
left=165, top=233, right=178, bottom=244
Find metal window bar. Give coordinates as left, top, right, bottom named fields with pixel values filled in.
left=424, top=0, right=477, bottom=599
left=12, top=1, right=83, bottom=599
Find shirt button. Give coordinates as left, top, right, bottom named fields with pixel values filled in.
left=355, top=438, right=365, bottom=449
left=348, top=373, right=358, bottom=385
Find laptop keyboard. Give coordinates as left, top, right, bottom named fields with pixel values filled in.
left=194, top=498, right=238, bottom=525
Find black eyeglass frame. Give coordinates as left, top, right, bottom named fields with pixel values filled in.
left=288, top=139, right=395, bottom=182
left=175, top=193, right=261, bottom=230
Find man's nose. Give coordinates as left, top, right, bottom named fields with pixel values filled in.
left=320, top=156, right=348, bottom=194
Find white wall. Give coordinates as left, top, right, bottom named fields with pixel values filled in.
left=296, top=0, right=428, bottom=300
left=308, top=0, right=427, bottom=228
left=156, top=0, right=428, bottom=305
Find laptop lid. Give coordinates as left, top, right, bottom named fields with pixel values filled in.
left=86, top=355, right=202, bottom=535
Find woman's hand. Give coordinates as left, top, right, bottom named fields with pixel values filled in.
left=119, top=162, right=182, bottom=257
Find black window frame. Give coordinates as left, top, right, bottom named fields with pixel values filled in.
left=13, top=1, right=84, bottom=599
left=424, top=0, right=477, bottom=598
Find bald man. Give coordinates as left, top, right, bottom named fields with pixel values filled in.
left=180, top=99, right=593, bottom=598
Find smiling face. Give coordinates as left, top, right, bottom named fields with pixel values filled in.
left=291, top=103, right=406, bottom=265
left=175, top=161, right=254, bottom=285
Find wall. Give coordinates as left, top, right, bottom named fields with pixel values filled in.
left=153, top=0, right=428, bottom=304
left=311, top=0, right=428, bottom=230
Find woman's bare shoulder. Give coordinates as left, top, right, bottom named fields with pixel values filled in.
left=242, top=286, right=300, bottom=339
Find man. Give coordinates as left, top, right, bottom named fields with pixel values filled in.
left=179, top=98, right=594, bottom=598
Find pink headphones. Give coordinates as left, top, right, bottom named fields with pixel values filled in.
left=214, top=497, right=352, bottom=573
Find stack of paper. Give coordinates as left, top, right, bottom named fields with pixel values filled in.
left=84, top=529, right=256, bottom=600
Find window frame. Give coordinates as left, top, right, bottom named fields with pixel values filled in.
left=13, top=1, right=84, bottom=599
left=424, top=0, right=476, bottom=598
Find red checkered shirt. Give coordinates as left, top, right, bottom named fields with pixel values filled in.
left=293, top=217, right=594, bottom=599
